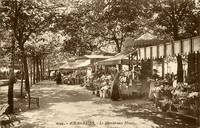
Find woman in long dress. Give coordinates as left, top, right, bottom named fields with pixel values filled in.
left=56, top=72, right=62, bottom=85
left=111, top=72, right=120, bottom=101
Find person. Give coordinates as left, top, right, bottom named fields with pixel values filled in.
left=111, top=71, right=120, bottom=101
left=148, top=69, right=161, bottom=111
left=151, top=69, right=160, bottom=80
left=148, top=69, right=160, bottom=100
left=56, top=72, right=62, bottom=85
left=134, top=65, right=141, bottom=80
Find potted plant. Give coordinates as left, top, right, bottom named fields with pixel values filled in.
left=172, top=82, right=200, bottom=115
left=172, top=83, right=190, bottom=114
left=185, top=73, right=200, bottom=117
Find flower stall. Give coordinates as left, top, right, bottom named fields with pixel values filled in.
left=136, top=36, right=200, bottom=125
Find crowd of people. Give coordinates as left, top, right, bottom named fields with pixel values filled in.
left=53, top=66, right=176, bottom=105
left=87, top=67, right=143, bottom=101
left=53, top=70, right=86, bottom=85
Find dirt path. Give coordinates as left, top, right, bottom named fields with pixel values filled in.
left=0, top=81, right=197, bottom=128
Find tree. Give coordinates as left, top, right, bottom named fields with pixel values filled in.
left=53, top=0, right=152, bottom=54
left=77, top=0, right=152, bottom=53
left=0, top=30, right=16, bottom=113
left=26, top=31, right=66, bottom=82
left=150, top=0, right=199, bottom=40
left=0, top=0, right=57, bottom=109
left=148, top=0, right=199, bottom=84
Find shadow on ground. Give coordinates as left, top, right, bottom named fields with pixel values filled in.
left=0, top=81, right=198, bottom=128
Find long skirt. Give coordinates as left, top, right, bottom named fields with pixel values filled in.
left=56, top=76, right=62, bottom=85
left=111, top=83, right=120, bottom=101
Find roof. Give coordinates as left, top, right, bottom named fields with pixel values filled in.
left=96, top=49, right=137, bottom=65
left=124, top=33, right=167, bottom=47
left=60, top=59, right=90, bottom=70
left=91, top=48, right=116, bottom=56
left=51, top=61, right=68, bottom=70
left=75, top=54, right=113, bottom=60
left=83, top=55, right=113, bottom=59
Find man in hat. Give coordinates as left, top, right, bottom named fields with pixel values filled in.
left=151, top=69, right=160, bottom=81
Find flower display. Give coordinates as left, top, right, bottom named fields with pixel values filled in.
left=172, top=79, right=200, bottom=110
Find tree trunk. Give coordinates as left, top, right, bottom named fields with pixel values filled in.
left=28, top=60, right=33, bottom=87
left=7, top=39, right=15, bottom=113
left=23, top=56, right=31, bottom=109
left=36, top=56, right=40, bottom=82
left=162, top=58, right=165, bottom=79
left=172, top=21, right=180, bottom=40
left=48, top=59, right=50, bottom=80
left=33, top=56, right=36, bottom=84
left=20, top=63, right=24, bottom=98
left=23, top=55, right=30, bottom=93
left=198, top=17, right=200, bottom=127
left=40, top=58, right=42, bottom=81
left=197, top=51, right=200, bottom=126
left=20, top=46, right=30, bottom=108
left=42, top=59, right=45, bottom=80
left=176, top=55, right=183, bottom=82
left=30, top=59, right=33, bottom=87
left=187, top=53, right=196, bottom=76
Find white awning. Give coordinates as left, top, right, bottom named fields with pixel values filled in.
left=137, top=36, right=200, bottom=60
left=97, top=49, right=137, bottom=65
left=60, top=59, right=91, bottom=70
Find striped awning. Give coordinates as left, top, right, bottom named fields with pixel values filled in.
left=137, top=36, right=200, bottom=60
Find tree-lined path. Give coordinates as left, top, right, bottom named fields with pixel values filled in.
left=0, top=81, right=197, bottom=128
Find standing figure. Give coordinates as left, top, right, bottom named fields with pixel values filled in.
left=111, top=72, right=120, bottom=101
left=56, top=72, right=62, bottom=85
left=148, top=69, right=160, bottom=100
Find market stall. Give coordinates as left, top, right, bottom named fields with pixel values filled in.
left=91, top=34, right=167, bottom=100
left=91, top=50, right=142, bottom=99
left=59, top=59, right=90, bottom=85
left=136, top=36, right=200, bottom=125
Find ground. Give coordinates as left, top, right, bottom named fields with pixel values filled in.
left=0, top=81, right=198, bottom=128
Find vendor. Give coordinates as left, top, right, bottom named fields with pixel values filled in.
left=148, top=69, right=160, bottom=100
left=134, top=65, right=141, bottom=80
left=56, top=72, right=62, bottom=85
left=151, top=69, right=160, bottom=81
left=149, top=69, right=161, bottom=111
left=111, top=71, right=120, bottom=101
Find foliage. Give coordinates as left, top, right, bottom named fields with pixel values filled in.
left=1, top=0, right=55, bottom=46
left=150, top=0, right=199, bottom=40
left=53, top=0, right=154, bottom=53
left=172, top=82, right=199, bottom=109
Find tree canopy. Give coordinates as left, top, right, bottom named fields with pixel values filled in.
left=150, top=0, right=199, bottom=40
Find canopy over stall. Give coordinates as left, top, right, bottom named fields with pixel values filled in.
left=60, top=59, right=90, bottom=70
left=137, top=36, right=200, bottom=60
left=96, top=50, right=137, bottom=66
left=76, top=55, right=113, bottom=64
left=75, top=59, right=91, bottom=68
left=51, top=61, right=68, bottom=71
left=124, top=33, right=166, bottom=48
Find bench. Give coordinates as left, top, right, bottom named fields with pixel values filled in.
left=0, top=104, right=9, bottom=116
left=0, top=104, right=14, bottom=127
left=26, top=96, right=40, bottom=109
